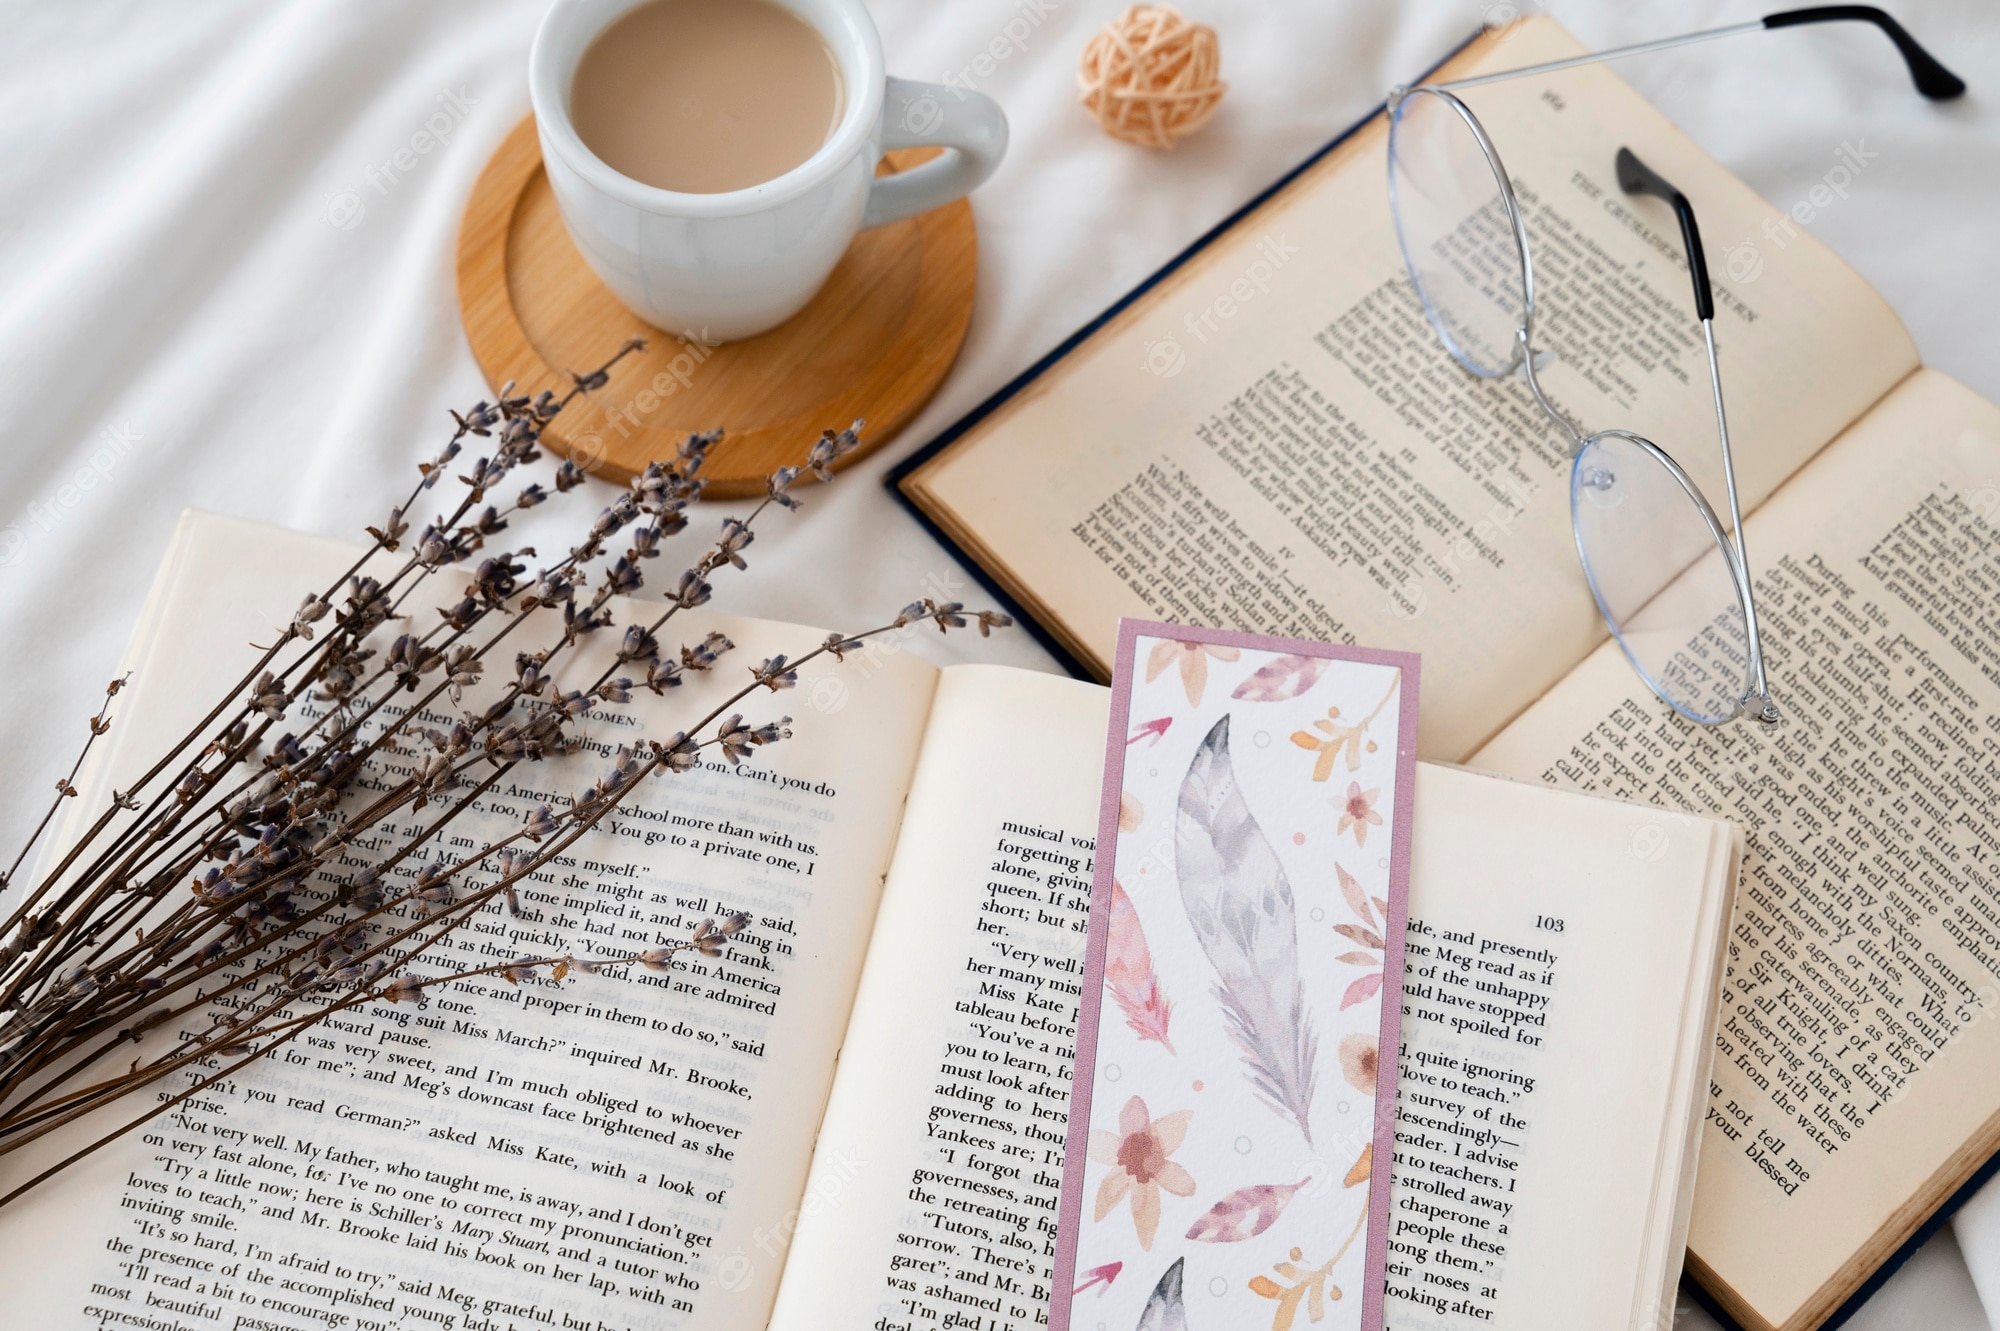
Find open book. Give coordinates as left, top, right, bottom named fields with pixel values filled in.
left=897, top=16, right=2000, bottom=1330
left=0, top=510, right=1112, bottom=1331
left=0, top=511, right=1738, bottom=1331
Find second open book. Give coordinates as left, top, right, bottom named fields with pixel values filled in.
left=900, top=15, right=2000, bottom=1330
left=0, top=512, right=1734, bottom=1331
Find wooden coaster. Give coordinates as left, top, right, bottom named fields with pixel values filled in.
left=457, top=116, right=978, bottom=499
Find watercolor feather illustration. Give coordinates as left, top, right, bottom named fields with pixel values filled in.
left=1134, top=1257, right=1190, bottom=1331
left=1174, top=715, right=1318, bottom=1144
left=1184, top=1180, right=1303, bottom=1243
left=1229, top=652, right=1327, bottom=702
left=1105, top=880, right=1175, bottom=1052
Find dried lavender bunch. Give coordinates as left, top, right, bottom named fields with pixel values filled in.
left=0, top=349, right=1010, bottom=1206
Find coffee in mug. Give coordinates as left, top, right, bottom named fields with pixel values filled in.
left=531, top=0, right=1009, bottom=339
left=569, top=0, right=845, bottom=194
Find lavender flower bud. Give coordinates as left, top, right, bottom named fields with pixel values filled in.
left=681, top=631, right=730, bottom=671
left=716, top=715, right=755, bottom=765
left=718, top=518, right=754, bottom=570
left=416, top=527, right=452, bottom=569
left=766, top=466, right=802, bottom=510
left=368, top=508, right=410, bottom=550
left=619, top=625, right=660, bottom=664
left=291, top=594, right=330, bottom=640
left=651, top=733, right=700, bottom=773
left=752, top=656, right=798, bottom=690
left=438, top=596, right=481, bottom=631
left=604, top=558, right=643, bottom=596
left=673, top=571, right=712, bottom=610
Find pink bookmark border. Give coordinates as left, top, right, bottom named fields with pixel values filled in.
left=1051, top=618, right=1421, bottom=1331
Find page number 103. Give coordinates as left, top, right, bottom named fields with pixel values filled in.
left=1535, top=914, right=1565, bottom=933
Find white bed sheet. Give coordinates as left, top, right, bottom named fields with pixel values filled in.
left=1, top=2, right=1995, bottom=1325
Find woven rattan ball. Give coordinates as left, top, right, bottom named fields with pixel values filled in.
left=1078, top=4, right=1226, bottom=149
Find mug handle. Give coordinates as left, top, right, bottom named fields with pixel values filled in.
left=863, top=78, right=1009, bottom=229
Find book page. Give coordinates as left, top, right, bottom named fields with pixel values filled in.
left=1387, top=764, right=1734, bottom=1331
left=0, top=512, right=939, bottom=1331
left=1471, top=370, right=2000, bottom=1331
left=906, top=17, right=1915, bottom=761
left=766, top=666, right=1110, bottom=1331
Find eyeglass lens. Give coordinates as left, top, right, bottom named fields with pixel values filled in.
left=1387, top=88, right=1529, bottom=378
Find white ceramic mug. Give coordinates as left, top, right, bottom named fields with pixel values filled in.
left=529, top=0, right=1008, bottom=341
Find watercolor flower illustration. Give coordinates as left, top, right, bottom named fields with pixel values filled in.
left=1250, top=1248, right=1340, bottom=1330
left=1247, top=1153, right=1373, bottom=1330
left=1287, top=673, right=1400, bottom=780
left=1092, top=1096, right=1197, bottom=1250
left=1146, top=638, right=1239, bottom=706
left=1333, top=865, right=1388, bottom=1010
left=1335, top=782, right=1382, bottom=847
left=1337, top=1033, right=1378, bottom=1097
left=1120, top=789, right=1145, bottom=832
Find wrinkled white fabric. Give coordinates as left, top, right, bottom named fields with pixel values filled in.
left=0, top=3, right=1994, bottom=1325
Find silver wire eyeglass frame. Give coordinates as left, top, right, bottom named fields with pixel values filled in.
left=1382, top=7, right=1964, bottom=727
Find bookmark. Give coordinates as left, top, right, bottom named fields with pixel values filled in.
left=1055, top=621, right=1421, bottom=1331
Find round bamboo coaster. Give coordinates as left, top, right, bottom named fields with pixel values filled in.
left=456, top=116, right=978, bottom=498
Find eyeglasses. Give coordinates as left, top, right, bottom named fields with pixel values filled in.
left=1385, top=7, right=1963, bottom=726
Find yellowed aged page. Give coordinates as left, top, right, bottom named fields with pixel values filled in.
left=0, top=512, right=939, bottom=1331
left=1471, top=370, right=2000, bottom=1331
left=1386, top=764, right=1734, bottom=1331
left=768, top=666, right=1108, bottom=1331
left=906, top=16, right=1913, bottom=760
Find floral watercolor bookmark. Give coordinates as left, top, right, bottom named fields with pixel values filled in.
left=1054, top=620, right=1420, bottom=1331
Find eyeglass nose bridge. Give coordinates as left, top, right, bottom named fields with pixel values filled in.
left=1514, top=327, right=1585, bottom=453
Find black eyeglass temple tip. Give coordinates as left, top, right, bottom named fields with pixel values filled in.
left=1615, top=149, right=1715, bottom=323
left=1763, top=6, right=1967, bottom=100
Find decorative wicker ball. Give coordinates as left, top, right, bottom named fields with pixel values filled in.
left=1078, top=4, right=1226, bottom=150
